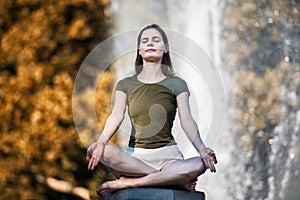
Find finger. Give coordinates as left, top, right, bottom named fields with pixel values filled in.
left=90, top=160, right=94, bottom=171
left=86, top=151, right=91, bottom=161
left=207, top=162, right=213, bottom=172
left=91, top=156, right=100, bottom=170
left=214, top=156, right=218, bottom=164
left=211, top=156, right=217, bottom=164
left=202, top=158, right=210, bottom=169
left=214, top=155, right=217, bottom=164
left=88, top=156, right=97, bottom=170
left=210, top=152, right=215, bottom=157
left=207, top=161, right=214, bottom=172
left=89, top=158, right=96, bottom=170
left=210, top=166, right=216, bottom=173
left=88, top=159, right=93, bottom=170
left=88, top=157, right=96, bottom=170
left=210, top=154, right=217, bottom=164
left=90, top=158, right=96, bottom=170
left=209, top=160, right=216, bottom=172
left=207, top=152, right=217, bottom=164
left=212, top=164, right=216, bottom=172
left=204, top=158, right=214, bottom=172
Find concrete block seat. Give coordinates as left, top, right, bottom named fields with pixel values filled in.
left=102, top=188, right=205, bottom=200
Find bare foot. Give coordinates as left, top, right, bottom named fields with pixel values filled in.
left=96, top=177, right=199, bottom=197
left=96, top=177, right=133, bottom=197
left=180, top=178, right=198, bottom=192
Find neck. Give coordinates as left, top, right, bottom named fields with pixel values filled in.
left=138, top=61, right=165, bottom=82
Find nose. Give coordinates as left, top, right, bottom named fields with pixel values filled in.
left=147, top=40, right=153, bottom=46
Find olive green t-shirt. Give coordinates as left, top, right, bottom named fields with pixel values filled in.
left=115, top=74, right=189, bottom=149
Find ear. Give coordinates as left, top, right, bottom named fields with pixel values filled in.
left=164, top=43, right=169, bottom=53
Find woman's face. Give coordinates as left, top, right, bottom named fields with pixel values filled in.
left=138, top=28, right=167, bottom=63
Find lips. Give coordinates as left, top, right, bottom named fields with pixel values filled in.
left=145, top=48, right=156, bottom=52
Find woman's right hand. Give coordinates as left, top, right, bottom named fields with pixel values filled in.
left=86, top=142, right=105, bottom=170
left=198, top=147, right=217, bottom=173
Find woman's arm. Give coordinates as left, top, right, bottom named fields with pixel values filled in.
left=97, top=91, right=127, bottom=144
left=87, top=91, right=127, bottom=170
left=176, top=92, right=217, bottom=172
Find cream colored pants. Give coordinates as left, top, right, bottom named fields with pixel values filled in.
left=126, top=145, right=184, bottom=170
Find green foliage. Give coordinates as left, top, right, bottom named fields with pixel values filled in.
left=0, top=0, right=117, bottom=199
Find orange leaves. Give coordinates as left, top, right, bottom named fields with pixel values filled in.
left=72, top=71, right=117, bottom=146
left=95, top=72, right=115, bottom=127
left=233, top=62, right=300, bottom=151
left=0, top=0, right=114, bottom=198
left=68, top=17, right=93, bottom=40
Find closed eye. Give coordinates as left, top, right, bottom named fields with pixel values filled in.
left=141, top=38, right=148, bottom=43
left=153, top=37, right=161, bottom=42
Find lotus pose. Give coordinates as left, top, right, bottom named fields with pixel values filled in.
left=86, top=24, right=217, bottom=197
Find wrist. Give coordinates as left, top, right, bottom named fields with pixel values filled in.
left=97, top=137, right=107, bottom=145
left=197, top=144, right=206, bottom=152
left=198, top=146, right=208, bottom=158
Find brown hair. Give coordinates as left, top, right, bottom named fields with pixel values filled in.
left=134, top=24, right=174, bottom=76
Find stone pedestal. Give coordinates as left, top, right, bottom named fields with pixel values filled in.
left=102, top=188, right=205, bottom=200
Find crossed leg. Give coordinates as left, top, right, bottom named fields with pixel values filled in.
left=100, top=144, right=159, bottom=176
left=97, top=144, right=206, bottom=197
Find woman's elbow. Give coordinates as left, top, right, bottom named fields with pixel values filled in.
left=109, top=112, right=124, bottom=124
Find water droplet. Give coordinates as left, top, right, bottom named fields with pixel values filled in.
left=289, top=153, right=295, bottom=159
left=268, top=138, right=274, bottom=145
left=293, top=8, right=298, bottom=14
left=254, top=22, right=260, bottom=27
left=268, top=18, right=273, bottom=24
left=284, top=56, right=290, bottom=62
left=274, top=10, right=279, bottom=16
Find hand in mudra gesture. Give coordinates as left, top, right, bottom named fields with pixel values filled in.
left=198, top=147, right=217, bottom=173
left=86, top=142, right=105, bottom=170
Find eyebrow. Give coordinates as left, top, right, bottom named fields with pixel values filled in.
left=141, top=36, right=161, bottom=40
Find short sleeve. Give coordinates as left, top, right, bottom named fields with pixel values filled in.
left=115, top=78, right=127, bottom=94
left=174, top=77, right=190, bottom=96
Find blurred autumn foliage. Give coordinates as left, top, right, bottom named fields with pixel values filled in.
left=0, top=0, right=119, bottom=199
left=221, top=0, right=300, bottom=199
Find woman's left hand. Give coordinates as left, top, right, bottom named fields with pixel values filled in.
left=86, top=141, right=105, bottom=170
left=199, top=147, right=217, bottom=173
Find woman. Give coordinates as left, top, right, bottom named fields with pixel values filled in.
left=86, top=24, right=217, bottom=197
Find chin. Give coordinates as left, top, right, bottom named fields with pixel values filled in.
left=143, top=56, right=163, bottom=63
